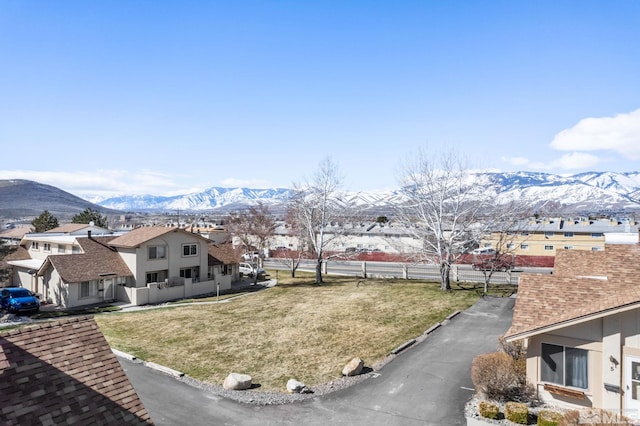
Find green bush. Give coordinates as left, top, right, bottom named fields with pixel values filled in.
left=538, top=409, right=562, bottom=426
left=478, top=401, right=500, bottom=420
left=505, top=401, right=528, bottom=424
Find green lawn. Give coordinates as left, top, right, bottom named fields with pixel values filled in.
left=95, top=274, right=497, bottom=391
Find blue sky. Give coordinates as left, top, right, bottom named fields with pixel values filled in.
left=1, top=1, right=639, bottom=200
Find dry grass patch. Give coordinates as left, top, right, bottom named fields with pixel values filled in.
left=95, top=276, right=481, bottom=391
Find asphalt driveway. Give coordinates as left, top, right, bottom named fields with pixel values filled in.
left=120, top=295, right=515, bottom=426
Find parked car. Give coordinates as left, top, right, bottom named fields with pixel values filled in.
left=239, top=262, right=266, bottom=278
left=242, top=251, right=261, bottom=261
left=472, top=258, right=513, bottom=272
left=0, top=287, right=40, bottom=315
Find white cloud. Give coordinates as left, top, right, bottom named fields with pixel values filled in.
left=548, top=152, right=602, bottom=170
left=501, top=152, right=601, bottom=171
left=550, top=108, right=640, bottom=159
left=0, top=169, right=197, bottom=200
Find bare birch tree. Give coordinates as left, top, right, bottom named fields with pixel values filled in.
left=395, top=149, right=527, bottom=291
left=226, top=202, right=276, bottom=266
left=287, top=157, right=356, bottom=284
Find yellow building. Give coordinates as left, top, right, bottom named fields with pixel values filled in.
left=480, top=217, right=639, bottom=257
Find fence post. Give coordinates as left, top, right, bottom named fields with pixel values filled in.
left=362, top=261, right=367, bottom=278
left=403, top=264, right=408, bottom=280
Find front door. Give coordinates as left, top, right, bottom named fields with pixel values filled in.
left=624, top=356, right=640, bottom=419
left=99, top=278, right=115, bottom=302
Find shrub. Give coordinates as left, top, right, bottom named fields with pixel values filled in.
left=478, top=400, right=500, bottom=420
left=559, top=408, right=632, bottom=425
left=499, top=335, right=527, bottom=377
left=471, top=352, right=520, bottom=400
left=538, top=409, right=562, bottom=426
left=505, top=401, right=529, bottom=424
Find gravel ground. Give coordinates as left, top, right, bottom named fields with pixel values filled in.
left=172, top=353, right=397, bottom=406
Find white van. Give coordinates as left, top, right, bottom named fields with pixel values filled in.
left=471, top=247, right=496, bottom=255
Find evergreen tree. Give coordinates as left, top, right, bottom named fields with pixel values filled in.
left=72, top=208, right=108, bottom=227
left=31, top=210, right=60, bottom=232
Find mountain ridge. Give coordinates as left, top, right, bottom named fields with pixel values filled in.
left=95, top=171, right=640, bottom=213
left=2, top=171, right=640, bottom=218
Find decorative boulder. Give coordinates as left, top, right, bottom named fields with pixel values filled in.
left=342, top=357, right=364, bottom=377
left=223, top=373, right=252, bottom=390
left=286, top=379, right=308, bottom=394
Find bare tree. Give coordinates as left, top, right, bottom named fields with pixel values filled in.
left=287, top=157, right=357, bottom=283
left=226, top=202, right=276, bottom=282
left=395, top=149, right=526, bottom=291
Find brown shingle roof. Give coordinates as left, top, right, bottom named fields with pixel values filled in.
left=107, top=226, right=175, bottom=248
left=46, top=223, right=93, bottom=233
left=208, top=242, right=240, bottom=265
left=0, top=316, right=153, bottom=425
left=108, top=226, right=209, bottom=248
left=505, top=244, right=640, bottom=340
left=44, top=236, right=133, bottom=283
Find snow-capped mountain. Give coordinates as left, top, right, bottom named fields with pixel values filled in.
left=99, top=187, right=295, bottom=211
left=95, top=171, right=640, bottom=213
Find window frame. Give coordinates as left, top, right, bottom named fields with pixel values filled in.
left=182, top=243, right=198, bottom=257
left=541, top=342, right=588, bottom=390
left=80, top=280, right=98, bottom=299
left=148, top=244, right=167, bottom=260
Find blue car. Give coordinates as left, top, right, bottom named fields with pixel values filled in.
left=0, top=287, right=40, bottom=315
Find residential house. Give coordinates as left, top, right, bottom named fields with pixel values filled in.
left=0, top=316, right=153, bottom=425
left=504, top=236, right=640, bottom=419
left=5, top=225, right=234, bottom=308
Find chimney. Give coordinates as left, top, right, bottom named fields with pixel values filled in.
left=88, top=230, right=92, bottom=239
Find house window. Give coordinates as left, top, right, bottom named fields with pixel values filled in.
left=544, top=232, right=554, bottom=238
left=32, top=242, right=39, bottom=250
left=180, top=266, right=200, bottom=282
left=564, top=245, right=574, bottom=250
left=80, top=281, right=98, bottom=298
left=564, top=232, right=574, bottom=238
left=591, top=247, right=602, bottom=251
left=506, top=243, right=515, bottom=249
left=58, top=244, right=66, bottom=254
left=520, top=244, right=529, bottom=250
left=43, top=243, right=51, bottom=252
left=146, top=270, right=168, bottom=284
left=541, top=343, right=588, bottom=389
left=520, top=231, right=529, bottom=236
left=544, top=245, right=554, bottom=251
left=182, top=244, right=198, bottom=256
left=148, top=245, right=167, bottom=259
left=72, top=245, right=81, bottom=253
left=591, top=233, right=603, bottom=238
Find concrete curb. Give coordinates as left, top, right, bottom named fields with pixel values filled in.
left=112, top=348, right=136, bottom=361
left=145, top=361, right=185, bottom=378
left=112, top=348, right=184, bottom=378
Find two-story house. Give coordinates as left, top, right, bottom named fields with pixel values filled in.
left=5, top=225, right=235, bottom=308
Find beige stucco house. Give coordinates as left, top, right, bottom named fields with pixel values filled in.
left=5, top=224, right=235, bottom=308
left=505, top=240, right=640, bottom=420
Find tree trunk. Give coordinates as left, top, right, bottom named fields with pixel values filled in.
left=315, top=260, right=323, bottom=284
left=440, top=262, right=451, bottom=291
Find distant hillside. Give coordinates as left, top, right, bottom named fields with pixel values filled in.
left=0, top=180, right=121, bottom=219
left=96, top=171, right=640, bottom=214
left=3, top=171, right=640, bottom=219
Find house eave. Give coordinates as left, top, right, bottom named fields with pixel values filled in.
left=505, top=300, right=640, bottom=342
